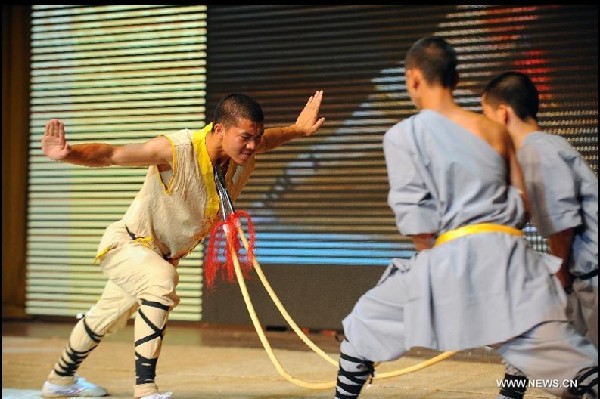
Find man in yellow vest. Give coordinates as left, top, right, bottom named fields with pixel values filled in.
left=40, top=91, right=325, bottom=399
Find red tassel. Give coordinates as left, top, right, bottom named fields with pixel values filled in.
left=204, top=220, right=226, bottom=289
left=204, top=211, right=256, bottom=289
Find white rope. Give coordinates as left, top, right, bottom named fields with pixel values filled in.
left=229, top=221, right=457, bottom=389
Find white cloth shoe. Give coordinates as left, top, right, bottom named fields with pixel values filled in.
left=41, top=376, right=108, bottom=397
left=139, top=392, right=173, bottom=399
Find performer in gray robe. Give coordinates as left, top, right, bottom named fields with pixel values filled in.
left=482, top=71, right=598, bottom=399
left=520, top=135, right=598, bottom=343
left=333, top=37, right=598, bottom=399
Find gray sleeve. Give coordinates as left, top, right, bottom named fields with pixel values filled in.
left=519, top=144, right=582, bottom=236
left=383, top=126, right=438, bottom=236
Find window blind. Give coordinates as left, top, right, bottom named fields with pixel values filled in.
left=27, top=5, right=208, bottom=321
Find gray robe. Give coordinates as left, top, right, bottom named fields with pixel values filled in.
left=342, top=110, right=568, bottom=359
left=518, top=131, right=598, bottom=277
left=518, top=131, right=598, bottom=348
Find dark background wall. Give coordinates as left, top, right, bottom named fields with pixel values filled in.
left=200, top=5, right=598, bottom=329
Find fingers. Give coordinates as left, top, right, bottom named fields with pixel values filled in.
left=305, top=90, right=323, bottom=107
left=303, top=117, right=326, bottom=137
left=44, top=119, right=66, bottom=147
left=296, top=91, right=324, bottom=136
left=45, top=119, right=62, bottom=136
left=314, top=116, right=326, bottom=130
left=313, top=117, right=326, bottom=134
left=45, top=119, right=53, bottom=136
left=58, top=120, right=65, bottom=148
left=310, top=90, right=323, bottom=107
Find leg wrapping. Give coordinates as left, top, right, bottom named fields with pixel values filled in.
left=568, top=366, right=598, bottom=398
left=53, top=317, right=103, bottom=377
left=498, top=373, right=529, bottom=399
left=335, top=349, right=374, bottom=399
left=134, top=299, right=170, bottom=390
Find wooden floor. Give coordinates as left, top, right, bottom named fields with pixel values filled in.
left=2, top=320, right=555, bottom=398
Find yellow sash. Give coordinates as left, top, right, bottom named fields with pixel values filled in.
left=434, top=223, right=523, bottom=247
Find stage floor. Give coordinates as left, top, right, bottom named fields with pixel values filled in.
left=2, top=320, right=554, bottom=398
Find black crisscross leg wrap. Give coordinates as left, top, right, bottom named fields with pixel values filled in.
left=134, top=299, right=170, bottom=386
left=54, top=317, right=103, bottom=377
left=568, top=366, right=598, bottom=397
left=335, top=352, right=375, bottom=398
left=498, top=373, right=529, bottom=399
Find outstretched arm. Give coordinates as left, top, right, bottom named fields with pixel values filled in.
left=42, top=119, right=172, bottom=168
left=257, top=90, right=325, bottom=153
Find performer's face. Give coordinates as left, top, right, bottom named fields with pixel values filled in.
left=221, top=117, right=264, bottom=165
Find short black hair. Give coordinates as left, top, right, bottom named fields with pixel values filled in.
left=213, top=93, right=264, bottom=127
left=482, top=71, right=539, bottom=121
left=405, top=36, right=458, bottom=88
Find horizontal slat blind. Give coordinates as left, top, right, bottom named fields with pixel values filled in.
left=206, top=5, right=597, bottom=262
left=27, top=5, right=208, bottom=320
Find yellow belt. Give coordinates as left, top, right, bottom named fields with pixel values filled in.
left=434, top=223, right=523, bottom=247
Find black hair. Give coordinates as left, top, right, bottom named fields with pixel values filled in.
left=405, top=36, right=458, bottom=88
left=213, top=93, right=264, bottom=127
left=482, top=71, right=539, bottom=121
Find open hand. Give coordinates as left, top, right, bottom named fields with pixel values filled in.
left=42, top=119, right=69, bottom=161
left=294, top=90, right=325, bottom=136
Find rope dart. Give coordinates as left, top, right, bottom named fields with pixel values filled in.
left=207, top=166, right=456, bottom=389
